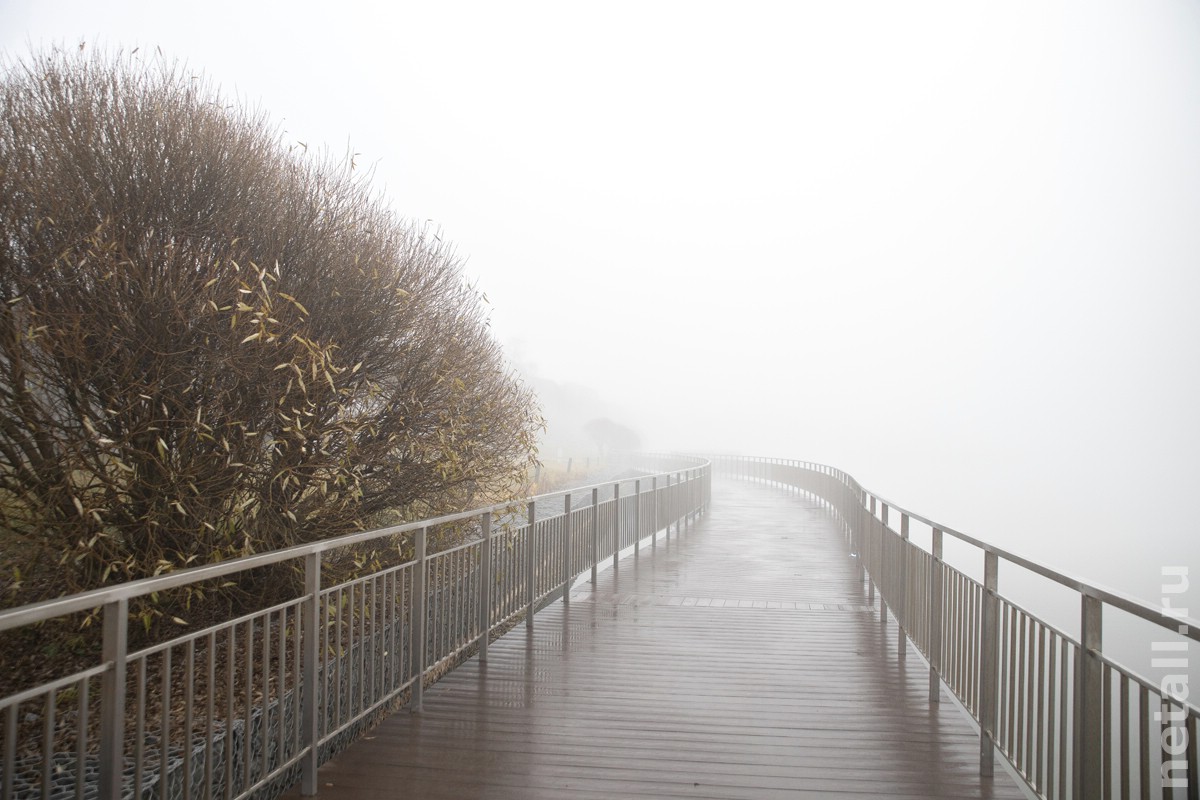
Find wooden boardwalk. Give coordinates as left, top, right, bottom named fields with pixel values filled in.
left=283, top=479, right=1028, bottom=799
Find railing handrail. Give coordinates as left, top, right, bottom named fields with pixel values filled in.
left=856, top=486, right=1199, bottom=636
left=0, top=454, right=708, bottom=634
left=706, top=454, right=1200, bottom=640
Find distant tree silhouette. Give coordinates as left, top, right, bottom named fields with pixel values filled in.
left=584, top=417, right=641, bottom=454
left=0, top=47, right=542, bottom=621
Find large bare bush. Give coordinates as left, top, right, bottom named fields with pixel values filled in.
left=0, top=48, right=541, bottom=621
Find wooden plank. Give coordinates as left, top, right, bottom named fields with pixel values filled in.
left=282, top=479, right=1027, bottom=800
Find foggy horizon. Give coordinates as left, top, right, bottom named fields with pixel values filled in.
left=2, top=0, right=1197, bottom=608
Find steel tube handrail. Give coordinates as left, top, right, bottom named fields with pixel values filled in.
left=0, top=455, right=709, bottom=634
left=858, top=489, right=1196, bottom=635
left=706, top=454, right=1200, bottom=640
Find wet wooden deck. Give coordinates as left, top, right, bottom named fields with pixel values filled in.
left=283, top=479, right=1028, bottom=799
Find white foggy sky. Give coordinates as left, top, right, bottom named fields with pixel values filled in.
left=2, top=1, right=1198, bottom=603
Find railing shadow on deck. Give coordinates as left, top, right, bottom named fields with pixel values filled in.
left=712, top=454, right=1199, bottom=800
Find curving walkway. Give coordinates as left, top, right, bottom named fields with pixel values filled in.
left=282, top=479, right=1027, bottom=799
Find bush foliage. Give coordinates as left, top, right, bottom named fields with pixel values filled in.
left=0, top=48, right=542, bottom=614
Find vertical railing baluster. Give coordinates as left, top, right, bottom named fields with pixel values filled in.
left=634, top=479, right=641, bottom=556
left=929, top=527, right=943, bottom=705
left=185, top=637, right=195, bottom=800
left=980, top=551, right=1000, bottom=776
left=99, top=598, right=128, bottom=800
left=274, top=609, right=286, bottom=781
left=75, top=678, right=88, bottom=800
left=470, top=520, right=484, bottom=662
left=367, top=578, right=376, bottom=709
left=666, top=475, right=672, bottom=542
left=1023, top=614, right=1034, bottom=780
left=412, top=527, right=427, bottom=712
left=332, top=588, right=342, bottom=730
left=43, top=685, right=55, bottom=799
left=867, top=496, right=877, bottom=605
left=1047, top=630, right=1059, bottom=799
left=1138, top=684, right=1151, bottom=800
left=612, top=483, right=621, bottom=570
left=260, top=612, right=269, bottom=785
left=1011, top=608, right=1021, bottom=759
left=1185, top=712, right=1197, bottom=800
left=881, top=503, right=890, bottom=635
left=1065, top=638, right=1075, bottom=800
left=4, top=705, right=15, bottom=800
left=652, top=476, right=658, bottom=550
left=687, top=469, right=692, bottom=523
left=527, top=500, right=537, bottom=629
left=591, top=488, right=599, bottom=584
left=562, top=495, right=572, bottom=604
left=1034, top=624, right=1046, bottom=791
left=243, top=620, right=253, bottom=791
left=674, top=472, right=681, bottom=537
left=898, top=513, right=909, bottom=662
left=948, top=571, right=959, bottom=699
left=1117, top=673, right=1129, bottom=800
left=224, top=627, right=235, bottom=800
left=206, top=631, right=217, bottom=800
left=1102, top=664, right=1113, bottom=800
left=1002, top=607, right=1013, bottom=756
left=357, top=580, right=366, bottom=717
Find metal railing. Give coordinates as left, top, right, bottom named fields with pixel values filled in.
left=713, top=454, right=1199, bottom=800
left=0, top=455, right=711, bottom=800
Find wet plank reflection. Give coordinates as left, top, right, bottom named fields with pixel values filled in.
left=283, top=479, right=1027, bottom=799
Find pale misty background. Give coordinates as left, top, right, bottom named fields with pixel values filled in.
left=2, top=1, right=1197, bottom=621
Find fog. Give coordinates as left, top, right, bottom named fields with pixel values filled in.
left=3, top=1, right=1197, bottom=609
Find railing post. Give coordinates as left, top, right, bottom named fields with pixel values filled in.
left=859, top=487, right=866, bottom=552
left=880, top=503, right=890, bottom=633
left=299, top=553, right=320, bottom=794
left=99, top=597, right=128, bottom=800
left=674, top=473, right=682, bottom=537
left=666, top=474, right=672, bottom=541
left=652, top=476, right=658, bottom=550
left=686, top=470, right=696, bottom=532
left=412, top=527, right=427, bottom=711
left=929, top=527, right=944, bottom=705
left=590, top=487, right=599, bottom=585
left=687, top=469, right=692, bottom=523
left=980, top=550, right=999, bottom=776
left=851, top=489, right=861, bottom=557
left=527, top=500, right=537, bottom=629
left=562, top=495, right=572, bottom=604
left=879, top=499, right=889, bottom=590
left=898, top=513, right=909, bottom=663
left=612, top=483, right=621, bottom=570
left=865, top=510, right=874, bottom=604
left=706, top=465, right=712, bottom=511
left=693, top=468, right=699, bottom=521
left=634, top=479, right=641, bottom=556
left=667, top=472, right=676, bottom=542
left=480, top=513, right=492, bottom=662
left=1076, top=594, right=1103, bottom=799
left=867, top=496, right=877, bottom=605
